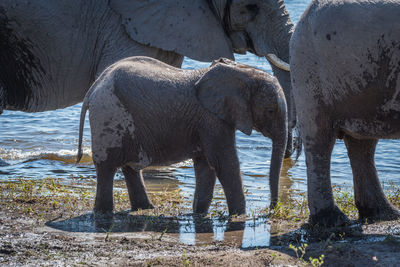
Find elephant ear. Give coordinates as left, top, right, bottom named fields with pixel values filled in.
left=195, top=63, right=253, bottom=135
left=108, top=0, right=234, bottom=62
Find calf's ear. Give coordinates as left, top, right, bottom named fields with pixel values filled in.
left=195, top=64, right=253, bottom=135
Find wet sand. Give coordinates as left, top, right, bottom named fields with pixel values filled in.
left=1, top=210, right=400, bottom=266
left=1, top=178, right=399, bottom=266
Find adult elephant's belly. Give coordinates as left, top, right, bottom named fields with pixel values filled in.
left=340, top=116, right=400, bottom=140
left=330, top=66, right=400, bottom=140
left=5, top=81, right=89, bottom=113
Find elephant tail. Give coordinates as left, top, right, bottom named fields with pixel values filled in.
left=76, top=94, right=90, bottom=164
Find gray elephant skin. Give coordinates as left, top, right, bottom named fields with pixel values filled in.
left=0, top=0, right=295, bottom=154
left=76, top=56, right=288, bottom=215
left=290, top=0, right=400, bottom=226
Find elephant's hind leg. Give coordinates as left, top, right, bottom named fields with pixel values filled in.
left=94, top=164, right=117, bottom=213
left=344, top=136, right=400, bottom=221
left=122, top=166, right=154, bottom=211
left=193, top=155, right=217, bottom=214
left=304, top=132, right=349, bottom=226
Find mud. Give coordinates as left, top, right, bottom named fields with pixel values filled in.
left=0, top=178, right=399, bottom=266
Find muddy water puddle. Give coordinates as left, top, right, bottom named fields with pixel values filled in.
left=0, top=174, right=298, bottom=249
left=28, top=175, right=288, bottom=249
left=45, top=212, right=275, bottom=248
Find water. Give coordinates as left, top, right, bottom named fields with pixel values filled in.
left=1, top=0, right=400, bottom=247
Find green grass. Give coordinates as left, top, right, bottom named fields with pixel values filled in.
left=268, top=183, right=400, bottom=222
left=1, top=177, right=399, bottom=224
left=0, top=177, right=192, bottom=220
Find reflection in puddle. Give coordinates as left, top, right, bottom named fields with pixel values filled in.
left=47, top=212, right=272, bottom=248
left=177, top=216, right=270, bottom=248
left=241, top=218, right=271, bottom=248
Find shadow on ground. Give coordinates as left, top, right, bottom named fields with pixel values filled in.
left=46, top=211, right=279, bottom=247
left=42, top=212, right=400, bottom=265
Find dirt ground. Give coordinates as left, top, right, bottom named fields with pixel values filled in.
left=1, top=179, right=399, bottom=266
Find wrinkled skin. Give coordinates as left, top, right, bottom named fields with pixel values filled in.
left=290, top=0, right=400, bottom=226
left=77, top=57, right=288, bottom=215
left=0, top=0, right=296, bottom=157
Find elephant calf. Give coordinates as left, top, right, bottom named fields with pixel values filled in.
left=76, top=56, right=288, bottom=215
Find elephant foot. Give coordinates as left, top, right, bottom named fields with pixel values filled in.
left=193, top=206, right=209, bottom=215
left=130, top=202, right=154, bottom=211
left=94, top=202, right=114, bottom=215
left=304, top=206, right=363, bottom=241
left=310, top=205, right=350, bottom=227
left=358, top=204, right=400, bottom=223
left=193, top=198, right=213, bottom=215
left=228, top=206, right=246, bottom=216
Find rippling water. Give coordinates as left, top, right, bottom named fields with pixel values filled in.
left=1, top=0, right=399, bottom=217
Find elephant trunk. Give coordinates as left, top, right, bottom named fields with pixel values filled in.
left=268, top=125, right=288, bottom=207
left=265, top=6, right=297, bottom=158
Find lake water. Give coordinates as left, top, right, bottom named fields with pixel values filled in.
left=1, top=0, right=399, bottom=247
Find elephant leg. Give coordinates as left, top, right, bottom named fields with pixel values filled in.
left=122, top=166, right=154, bottom=211
left=94, top=163, right=117, bottom=213
left=193, top=155, right=217, bottom=214
left=344, top=136, right=400, bottom=221
left=304, top=133, right=349, bottom=226
left=216, top=155, right=246, bottom=216
left=207, top=147, right=246, bottom=216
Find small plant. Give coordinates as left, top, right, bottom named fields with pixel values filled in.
left=289, top=243, right=324, bottom=267
left=332, top=185, right=357, bottom=218
left=268, top=200, right=296, bottom=220
left=23, top=206, right=34, bottom=214
left=309, top=254, right=325, bottom=267
left=289, top=243, right=308, bottom=260
left=182, top=249, right=191, bottom=267
left=79, top=189, right=91, bottom=201
left=270, top=251, right=280, bottom=265
left=386, top=180, right=400, bottom=207
left=103, top=225, right=114, bottom=241
left=158, top=228, right=168, bottom=241
left=51, top=200, right=60, bottom=209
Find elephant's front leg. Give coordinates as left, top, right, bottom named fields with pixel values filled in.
left=122, top=166, right=154, bottom=211
left=193, top=155, right=217, bottom=214
left=304, top=132, right=349, bottom=226
left=206, top=145, right=246, bottom=216
left=344, top=136, right=400, bottom=221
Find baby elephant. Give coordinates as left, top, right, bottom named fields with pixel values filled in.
left=76, top=56, right=287, bottom=215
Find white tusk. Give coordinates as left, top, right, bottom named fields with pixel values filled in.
left=266, top=54, right=290, bottom=72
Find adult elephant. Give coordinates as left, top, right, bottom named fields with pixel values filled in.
left=0, top=0, right=296, bottom=157
left=290, top=0, right=400, bottom=226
